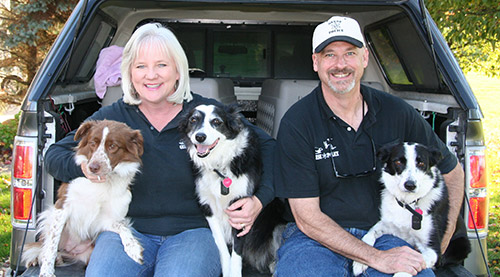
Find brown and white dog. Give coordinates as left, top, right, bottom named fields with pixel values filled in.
left=22, top=120, right=144, bottom=277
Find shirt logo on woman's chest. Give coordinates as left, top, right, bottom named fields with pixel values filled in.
left=315, top=138, right=339, bottom=161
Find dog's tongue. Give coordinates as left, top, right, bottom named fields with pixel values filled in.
left=196, top=144, right=211, bottom=155
left=195, top=139, right=219, bottom=156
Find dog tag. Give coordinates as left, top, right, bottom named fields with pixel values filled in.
left=412, top=213, right=422, bottom=230
left=220, top=181, right=229, bottom=195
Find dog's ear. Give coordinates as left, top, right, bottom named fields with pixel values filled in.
left=127, top=130, right=144, bottom=157
left=178, top=108, right=196, bottom=136
left=428, top=147, right=443, bottom=167
left=377, top=141, right=401, bottom=164
left=225, top=103, right=243, bottom=115
left=74, top=120, right=97, bottom=146
left=224, top=103, right=244, bottom=132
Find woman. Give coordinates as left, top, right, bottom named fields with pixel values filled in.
left=44, top=23, right=275, bottom=276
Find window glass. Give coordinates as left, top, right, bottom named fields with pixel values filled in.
left=175, top=29, right=205, bottom=70
left=367, top=28, right=411, bottom=85
left=366, top=14, right=443, bottom=91
left=75, top=22, right=114, bottom=79
left=213, top=31, right=268, bottom=78
left=274, top=32, right=316, bottom=79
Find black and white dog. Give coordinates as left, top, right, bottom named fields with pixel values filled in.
left=353, top=142, right=469, bottom=277
left=179, top=104, right=285, bottom=277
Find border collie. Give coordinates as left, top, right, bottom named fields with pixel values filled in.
left=179, top=104, right=285, bottom=277
left=22, top=120, right=144, bottom=276
left=353, top=142, right=469, bottom=276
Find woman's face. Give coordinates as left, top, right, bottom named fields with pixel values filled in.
left=131, top=43, right=179, bottom=105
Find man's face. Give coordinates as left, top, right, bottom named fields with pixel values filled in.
left=313, top=41, right=369, bottom=95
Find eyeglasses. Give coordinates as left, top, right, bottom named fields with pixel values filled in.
left=331, top=137, right=377, bottom=179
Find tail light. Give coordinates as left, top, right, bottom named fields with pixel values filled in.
left=466, top=148, right=488, bottom=230
left=11, top=138, right=37, bottom=224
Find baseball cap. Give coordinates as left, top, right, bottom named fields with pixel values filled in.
left=312, top=16, right=366, bottom=53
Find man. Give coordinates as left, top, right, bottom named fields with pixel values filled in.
left=274, top=16, right=465, bottom=276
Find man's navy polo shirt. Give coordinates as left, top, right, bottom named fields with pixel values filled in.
left=274, top=84, right=457, bottom=230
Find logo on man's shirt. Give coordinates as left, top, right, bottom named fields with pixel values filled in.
left=315, top=137, right=339, bottom=160
left=179, top=140, right=186, bottom=150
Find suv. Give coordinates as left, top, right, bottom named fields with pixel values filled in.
left=9, top=0, right=489, bottom=276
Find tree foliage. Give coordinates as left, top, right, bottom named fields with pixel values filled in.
left=426, top=0, right=500, bottom=77
left=0, top=0, right=77, bottom=104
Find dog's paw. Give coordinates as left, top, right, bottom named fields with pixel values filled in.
left=352, top=261, right=368, bottom=276
left=393, top=272, right=412, bottom=277
left=123, top=238, right=143, bottom=264
left=39, top=265, right=56, bottom=277
left=421, top=248, right=438, bottom=269
left=361, top=232, right=376, bottom=246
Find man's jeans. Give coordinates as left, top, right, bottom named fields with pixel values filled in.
left=275, top=223, right=435, bottom=277
left=85, top=228, right=221, bottom=277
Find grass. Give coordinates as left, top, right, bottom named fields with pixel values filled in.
left=0, top=172, right=11, bottom=262
left=0, top=72, right=498, bottom=273
left=466, top=72, right=500, bottom=276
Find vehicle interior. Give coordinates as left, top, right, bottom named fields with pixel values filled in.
left=45, top=1, right=463, bottom=146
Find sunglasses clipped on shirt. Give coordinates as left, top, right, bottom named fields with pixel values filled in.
left=330, top=138, right=377, bottom=178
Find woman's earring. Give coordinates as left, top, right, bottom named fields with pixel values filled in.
left=174, top=80, right=179, bottom=90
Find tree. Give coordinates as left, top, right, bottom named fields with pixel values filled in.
left=0, top=0, right=78, bottom=104
left=426, top=0, right=500, bottom=77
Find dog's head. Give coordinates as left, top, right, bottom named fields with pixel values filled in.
left=377, top=142, right=442, bottom=201
left=179, top=104, right=244, bottom=159
left=74, top=120, right=144, bottom=177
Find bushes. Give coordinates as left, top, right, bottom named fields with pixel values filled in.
left=0, top=113, right=19, bottom=165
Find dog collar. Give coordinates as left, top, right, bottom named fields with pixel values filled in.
left=396, top=199, right=423, bottom=230
left=214, top=169, right=232, bottom=195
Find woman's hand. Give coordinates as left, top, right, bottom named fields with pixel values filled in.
left=225, top=196, right=263, bottom=237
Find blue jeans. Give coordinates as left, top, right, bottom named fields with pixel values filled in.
left=275, top=223, right=435, bottom=277
left=85, top=228, right=221, bottom=277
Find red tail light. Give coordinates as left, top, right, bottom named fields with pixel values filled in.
left=11, top=139, right=36, bottom=224
left=468, top=197, right=487, bottom=229
left=13, top=187, right=32, bottom=220
left=469, top=155, right=486, bottom=188
left=466, top=148, right=488, bottom=231
left=13, top=144, right=34, bottom=179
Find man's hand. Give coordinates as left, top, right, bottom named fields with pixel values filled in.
left=369, top=246, right=427, bottom=276
left=225, top=196, right=263, bottom=237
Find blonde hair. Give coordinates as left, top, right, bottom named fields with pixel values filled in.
left=121, top=23, right=192, bottom=105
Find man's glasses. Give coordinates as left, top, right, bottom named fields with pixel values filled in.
left=331, top=138, right=377, bottom=178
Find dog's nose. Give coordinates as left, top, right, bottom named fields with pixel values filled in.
left=195, top=133, right=206, bottom=143
left=89, top=162, right=101, bottom=174
left=404, top=180, right=416, bottom=191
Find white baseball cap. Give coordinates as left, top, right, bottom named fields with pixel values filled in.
left=312, top=16, right=366, bottom=53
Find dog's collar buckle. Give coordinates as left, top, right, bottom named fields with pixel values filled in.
left=396, top=198, right=423, bottom=230
left=214, top=169, right=232, bottom=195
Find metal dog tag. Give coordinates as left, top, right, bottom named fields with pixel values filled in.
left=221, top=181, right=229, bottom=195
left=412, top=214, right=422, bottom=230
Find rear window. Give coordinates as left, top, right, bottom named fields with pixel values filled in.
left=365, top=14, right=446, bottom=93
left=148, top=20, right=318, bottom=84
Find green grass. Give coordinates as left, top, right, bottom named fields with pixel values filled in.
left=466, top=72, right=500, bottom=276
left=0, top=172, right=11, bottom=263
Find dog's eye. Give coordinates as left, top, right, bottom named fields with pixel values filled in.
left=394, top=160, right=402, bottom=166
left=190, top=117, right=198, bottom=123
left=417, top=161, right=426, bottom=169
left=212, top=118, right=222, bottom=126
left=108, top=143, right=118, bottom=151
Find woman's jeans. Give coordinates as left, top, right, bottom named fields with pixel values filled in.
left=85, top=227, right=221, bottom=277
left=275, top=223, right=435, bottom=277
